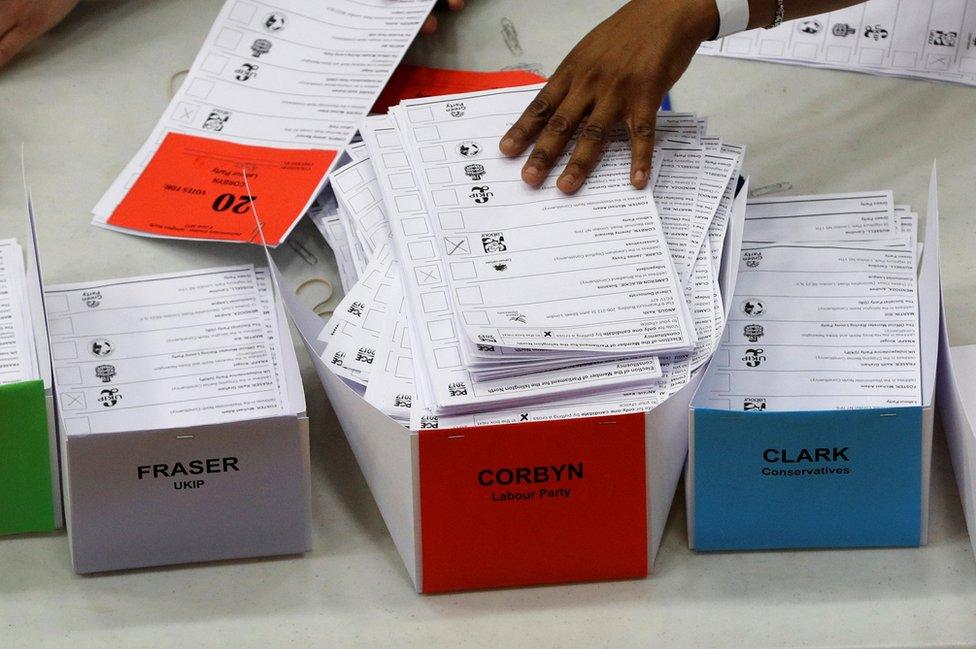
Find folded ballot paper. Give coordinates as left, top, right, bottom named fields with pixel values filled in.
left=699, top=0, right=976, bottom=87
left=46, top=265, right=301, bottom=435
left=697, top=190, right=923, bottom=411
left=0, top=238, right=41, bottom=387
left=92, top=0, right=438, bottom=246
left=305, top=84, right=746, bottom=428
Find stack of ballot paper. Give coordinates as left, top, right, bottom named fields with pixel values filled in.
left=46, top=265, right=300, bottom=435
left=309, top=84, right=746, bottom=429
left=0, top=239, right=41, bottom=387
left=697, top=191, right=922, bottom=411
left=92, top=0, right=439, bottom=246
left=699, top=0, right=976, bottom=87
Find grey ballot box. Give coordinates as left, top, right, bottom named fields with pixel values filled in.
left=56, top=295, right=312, bottom=574
left=61, top=414, right=311, bottom=574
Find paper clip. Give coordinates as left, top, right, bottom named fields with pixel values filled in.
left=749, top=182, right=793, bottom=198
left=288, top=238, right=318, bottom=265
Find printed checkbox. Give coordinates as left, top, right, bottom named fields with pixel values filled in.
left=51, top=341, right=78, bottom=361
left=433, top=346, right=462, bottom=369
left=374, top=282, right=392, bottom=305
left=382, top=151, right=409, bottom=169
left=408, top=241, right=436, bottom=260
left=859, top=48, right=884, bottom=66
left=61, top=393, right=86, bottom=411
left=401, top=217, right=429, bottom=236
left=759, top=39, right=785, bottom=57
left=414, top=126, right=441, bottom=142
left=361, top=207, right=384, bottom=230
left=463, top=310, right=490, bottom=325
left=415, top=265, right=442, bottom=286
left=363, top=309, right=384, bottom=333
left=455, top=285, right=484, bottom=305
left=450, top=261, right=477, bottom=281
left=714, top=372, right=732, bottom=393
left=55, top=366, right=83, bottom=386
left=443, top=237, right=469, bottom=256
left=727, top=36, right=754, bottom=55
left=792, top=43, right=817, bottom=59
left=349, top=187, right=375, bottom=212
left=426, top=167, right=453, bottom=184
left=45, top=293, right=68, bottom=314
left=377, top=131, right=399, bottom=148
left=432, top=189, right=458, bottom=207
left=215, top=28, right=244, bottom=50
left=229, top=2, right=257, bottom=22
left=389, top=172, right=415, bottom=190
left=927, top=53, right=950, bottom=70
left=420, top=146, right=447, bottom=163
left=427, top=319, right=456, bottom=341
left=335, top=168, right=363, bottom=192
left=65, top=417, right=91, bottom=434
left=186, top=79, right=216, bottom=100
left=407, top=107, right=435, bottom=123
left=438, top=212, right=464, bottom=230
left=48, top=318, right=73, bottom=335
left=202, top=54, right=230, bottom=74
left=394, top=194, right=423, bottom=213
left=172, top=102, right=201, bottom=124
left=421, top=291, right=449, bottom=313
left=891, top=51, right=916, bottom=68
left=826, top=46, right=851, bottom=63
left=395, top=357, right=413, bottom=379
left=716, top=348, right=731, bottom=367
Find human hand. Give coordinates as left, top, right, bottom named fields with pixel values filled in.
left=0, top=0, right=80, bottom=68
left=499, top=0, right=719, bottom=193
left=420, top=0, right=465, bottom=35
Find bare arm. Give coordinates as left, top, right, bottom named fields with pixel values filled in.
left=500, top=0, right=870, bottom=194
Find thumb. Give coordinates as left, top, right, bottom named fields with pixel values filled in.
left=0, top=25, right=31, bottom=69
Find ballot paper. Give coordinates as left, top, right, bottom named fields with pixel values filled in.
left=0, top=239, right=39, bottom=385
left=93, top=0, right=436, bottom=246
left=309, top=84, right=745, bottom=423
left=699, top=0, right=976, bottom=87
left=46, top=265, right=290, bottom=434
left=699, top=192, right=921, bottom=412
left=393, top=86, right=696, bottom=354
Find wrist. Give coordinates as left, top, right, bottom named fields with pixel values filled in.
left=684, top=0, right=722, bottom=42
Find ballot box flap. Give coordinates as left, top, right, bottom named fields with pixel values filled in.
left=690, top=406, right=924, bottom=550
left=937, top=261, right=976, bottom=565
left=267, top=252, right=421, bottom=587
left=919, top=163, right=941, bottom=409
left=22, top=179, right=52, bottom=390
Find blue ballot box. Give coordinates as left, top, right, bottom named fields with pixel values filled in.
left=686, top=169, right=942, bottom=552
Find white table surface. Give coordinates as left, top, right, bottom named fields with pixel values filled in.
left=1, top=1, right=975, bottom=647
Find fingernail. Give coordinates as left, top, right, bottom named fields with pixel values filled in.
left=500, top=137, right=516, bottom=153
left=558, top=174, right=579, bottom=192
left=522, top=165, right=542, bottom=183
left=633, top=169, right=647, bottom=185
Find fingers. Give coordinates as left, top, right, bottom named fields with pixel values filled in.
left=446, top=0, right=465, bottom=10
left=520, top=93, right=590, bottom=187
left=556, top=103, right=618, bottom=194
left=0, top=25, right=27, bottom=69
left=627, top=110, right=657, bottom=189
left=420, top=13, right=438, bottom=35
left=498, top=77, right=570, bottom=157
